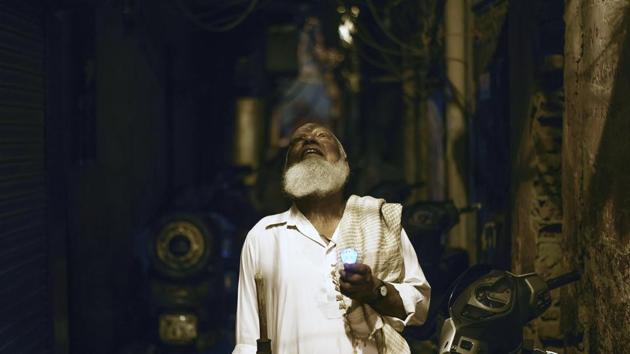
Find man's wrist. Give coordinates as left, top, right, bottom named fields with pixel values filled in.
left=365, top=280, right=408, bottom=320
left=366, top=279, right=386, bottom=304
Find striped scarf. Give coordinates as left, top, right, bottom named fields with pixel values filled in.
left=336, top=195, right=410, bottom=354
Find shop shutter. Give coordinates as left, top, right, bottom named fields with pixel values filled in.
left=0, top=0, right=50, bottom=353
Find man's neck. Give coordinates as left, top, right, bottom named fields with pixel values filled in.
left=294, top=191, right=346, bottom=240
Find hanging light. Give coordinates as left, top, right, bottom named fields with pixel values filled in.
left=338, top=15, right=356, bottom=46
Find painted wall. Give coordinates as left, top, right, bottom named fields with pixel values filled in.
left=564, top=0, right=630, bottom=352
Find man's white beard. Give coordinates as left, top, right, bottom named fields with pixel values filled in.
left=283, top=157, right=350, bottom=199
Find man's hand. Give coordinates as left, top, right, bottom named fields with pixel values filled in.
left=339, top=263, right=380, bottom=304
left=339, top=263, right=408, bottom=319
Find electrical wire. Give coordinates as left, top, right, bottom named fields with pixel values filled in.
left=175, top=0, right=258, bottom=32
left=356, top=48, right=402, bottom=77
left=354, top=26, right=405, bottom=56
left=365, top=0, right=427, bottom=55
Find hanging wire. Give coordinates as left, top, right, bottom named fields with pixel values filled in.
left=355, top=47, right=401, bottom=77
left=175, top=0, right=258, bottom=32
left=354, top=26, right=405, bottom=56
left=364, top=0, right=427, bottom=55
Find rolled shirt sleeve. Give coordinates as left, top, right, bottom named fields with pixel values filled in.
left=384, top=228, right=431, bottom=332
left=232, top=235, right=259, bottom=354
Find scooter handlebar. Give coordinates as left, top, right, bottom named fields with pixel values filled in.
left=546, top=271, right=581, bottom=291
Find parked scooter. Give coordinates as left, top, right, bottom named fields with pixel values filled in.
left=438, top=267, right=580, bottom=354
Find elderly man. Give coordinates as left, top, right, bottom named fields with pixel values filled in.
left=233, top=123, right=430, bottom=354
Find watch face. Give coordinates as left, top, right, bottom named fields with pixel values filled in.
left=379, top=285, right=388, bottom=297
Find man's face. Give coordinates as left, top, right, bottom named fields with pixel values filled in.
left=283, top=123, right=349, bottom=199
left=286, top=123, right=343, bottom=168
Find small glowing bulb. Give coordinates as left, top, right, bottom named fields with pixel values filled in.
left=338, top=17, right=355, bottom=46
left=340, top=248, right=358, bottom=264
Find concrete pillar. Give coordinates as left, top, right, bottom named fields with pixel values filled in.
left=445, top=0, right=475, bottom=257
left=564, top=0, right=630, bottom=352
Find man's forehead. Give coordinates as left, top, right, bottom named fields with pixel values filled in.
left=291, top=123, right=333, bottom=136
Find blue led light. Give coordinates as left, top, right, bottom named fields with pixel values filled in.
left=340, top=248, right=358, bottom=264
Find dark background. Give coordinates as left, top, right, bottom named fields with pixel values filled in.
left=2, top=0, right=629, bottom=353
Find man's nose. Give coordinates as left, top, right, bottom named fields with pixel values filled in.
left=303, top=134, right=318, bottom=145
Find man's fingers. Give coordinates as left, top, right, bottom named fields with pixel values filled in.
left=340, top=271, right=367, bottom=284
left=339, top=280, right=358, bottom=297
left=343, top=262, right=370, bottom=275
left=339, top=268, right=370, bottom=284
left=339, top=263, right=375, bottom=302
left=339, top=278, right=375, bottom=303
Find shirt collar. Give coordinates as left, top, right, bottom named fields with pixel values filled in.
left=281, top=204, right=330, bottom=247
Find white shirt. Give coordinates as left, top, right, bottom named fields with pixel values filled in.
left=232, top=205, right=431, bottom=354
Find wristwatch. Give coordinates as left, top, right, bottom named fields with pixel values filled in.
left=373, top=280, right=388, bottom=302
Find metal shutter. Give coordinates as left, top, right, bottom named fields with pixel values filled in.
left=0, top=0, right=50, bottom=353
